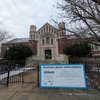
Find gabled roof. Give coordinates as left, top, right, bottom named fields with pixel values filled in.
left=37, top=22, right=57, bottom=31
left=7, top=38, right=29, bottom=44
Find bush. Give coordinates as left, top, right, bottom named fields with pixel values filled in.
left=4, top=45, right=33, bottom=66
left=64, top=43, right=91, bottom=57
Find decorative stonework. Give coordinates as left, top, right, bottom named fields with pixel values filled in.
left=29, top=22, right=68, bottom=63
left=1, top=22, right=100, bottom=61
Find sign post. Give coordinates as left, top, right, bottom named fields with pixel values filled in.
left=40, top=64, right=87, bottom=89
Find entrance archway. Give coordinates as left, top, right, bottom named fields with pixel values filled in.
left=45, top=50, right=52, bottom=59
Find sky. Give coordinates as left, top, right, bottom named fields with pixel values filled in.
left=0, top=0, right=60, bottom=38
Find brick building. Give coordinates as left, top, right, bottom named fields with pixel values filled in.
left=29, top=22, right=68, bottom=63
left=1, top=22, right=100, bottom=63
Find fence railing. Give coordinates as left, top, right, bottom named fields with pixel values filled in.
left=0, top=65, right=39, bottom=87
left=0, top=61, right=100, bottom=90
left=69, top=57, right=100, bottom=90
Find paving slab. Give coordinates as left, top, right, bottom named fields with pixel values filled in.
left=0, top=84, right=100, bottom=100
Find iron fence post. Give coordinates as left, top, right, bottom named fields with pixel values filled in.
left=7, top=67, right=10, bottom=87
left=37, top=63, right=39, bottom=87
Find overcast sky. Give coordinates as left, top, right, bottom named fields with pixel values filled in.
left=0, top=0, right=60, bottom=38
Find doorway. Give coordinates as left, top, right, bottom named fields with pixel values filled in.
left=45, top=50, right=52, bottom=59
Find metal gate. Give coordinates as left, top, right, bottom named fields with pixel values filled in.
left=0, top=64, right=39, bottom=87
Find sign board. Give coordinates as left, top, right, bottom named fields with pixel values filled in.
left=40, top=64, right=87, bottom=89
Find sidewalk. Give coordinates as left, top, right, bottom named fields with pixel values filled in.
left=0, top=84, right=100, bottom=100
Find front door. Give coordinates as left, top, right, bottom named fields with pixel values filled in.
left=45, top=50, right=52, bottom=59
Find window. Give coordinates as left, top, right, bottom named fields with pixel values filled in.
left=33, top=35, right=35, bottom=39
left=60, top=33, right=62, bottom=37
left=49, top=27, right=51, bottom=32
left=41, top=35, right=54, bottom=45
left=30, top=34, right=32, bottom=39
left=95, top=45, right=99, bottom=51
left=41, top=30, right=43, bottom=33
left=57, top=33, right=59, bottom=37
left=91, top=44, right=94, bottom=51
left=46, top=26, right=48, bottom=32
left=36, top=35, right=38, bottom=39
left=51, top=38, right=53, bottom=44
left=42, top=39, right=45, bottom=45
left=46, top=37, right=49, bottom=44
left=52, top=29, right=53, bottom=32
left=44, top=28, right=45, bottom=32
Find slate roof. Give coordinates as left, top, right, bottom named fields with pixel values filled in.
left=7, top=38, right=29, bottom=44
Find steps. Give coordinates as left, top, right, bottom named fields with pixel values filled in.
left=26, top=56, right=67, bottom=66
left=39, top=60, right=59, bottom=64
left=26, top=56, right=38, bottom=66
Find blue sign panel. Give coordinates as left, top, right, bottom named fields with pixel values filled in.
left=40, top=64, right=87, bottom=89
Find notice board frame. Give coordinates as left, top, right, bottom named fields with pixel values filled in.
left=40, top=64, right=87, bottom=89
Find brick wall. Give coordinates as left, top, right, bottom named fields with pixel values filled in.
left=29, top=40, right=38, bottom=55
left=57, top=38, right=68, bottom=54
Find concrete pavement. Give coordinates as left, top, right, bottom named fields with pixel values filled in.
left=0, top=84, right=100, bottom=100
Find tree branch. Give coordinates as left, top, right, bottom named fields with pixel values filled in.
left=92, top=0, right=100, bottom=5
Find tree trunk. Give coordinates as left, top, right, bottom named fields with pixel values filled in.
left=92, top=0, right=100, bottom=5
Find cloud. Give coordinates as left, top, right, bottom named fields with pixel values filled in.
left=0, top=0, right=59, bottom=38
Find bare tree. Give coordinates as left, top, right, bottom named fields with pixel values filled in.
left=0, top=25, right=12, bottom=44
left=92, top=0, right=100, bottom=5
left=57, top=0, right=100, bottom=44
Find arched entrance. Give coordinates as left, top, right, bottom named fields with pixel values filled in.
left=45, top=50, right=52, bottom=59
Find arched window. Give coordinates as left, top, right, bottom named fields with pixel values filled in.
left=41, top=35, right=54, bottom=45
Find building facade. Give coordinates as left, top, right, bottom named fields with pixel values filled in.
left=29, top=22, right=68, bottom=63
left=1, top=22, right=100, bottom=63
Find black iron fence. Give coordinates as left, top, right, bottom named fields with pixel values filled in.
left=0, top=65, right=39, bottom=87
left=69, top=57, right=100, bottom=90
left=0, top=60, right=100, bottom=90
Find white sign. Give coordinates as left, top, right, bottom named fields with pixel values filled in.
left=40, top=64, right=87, bottom=88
